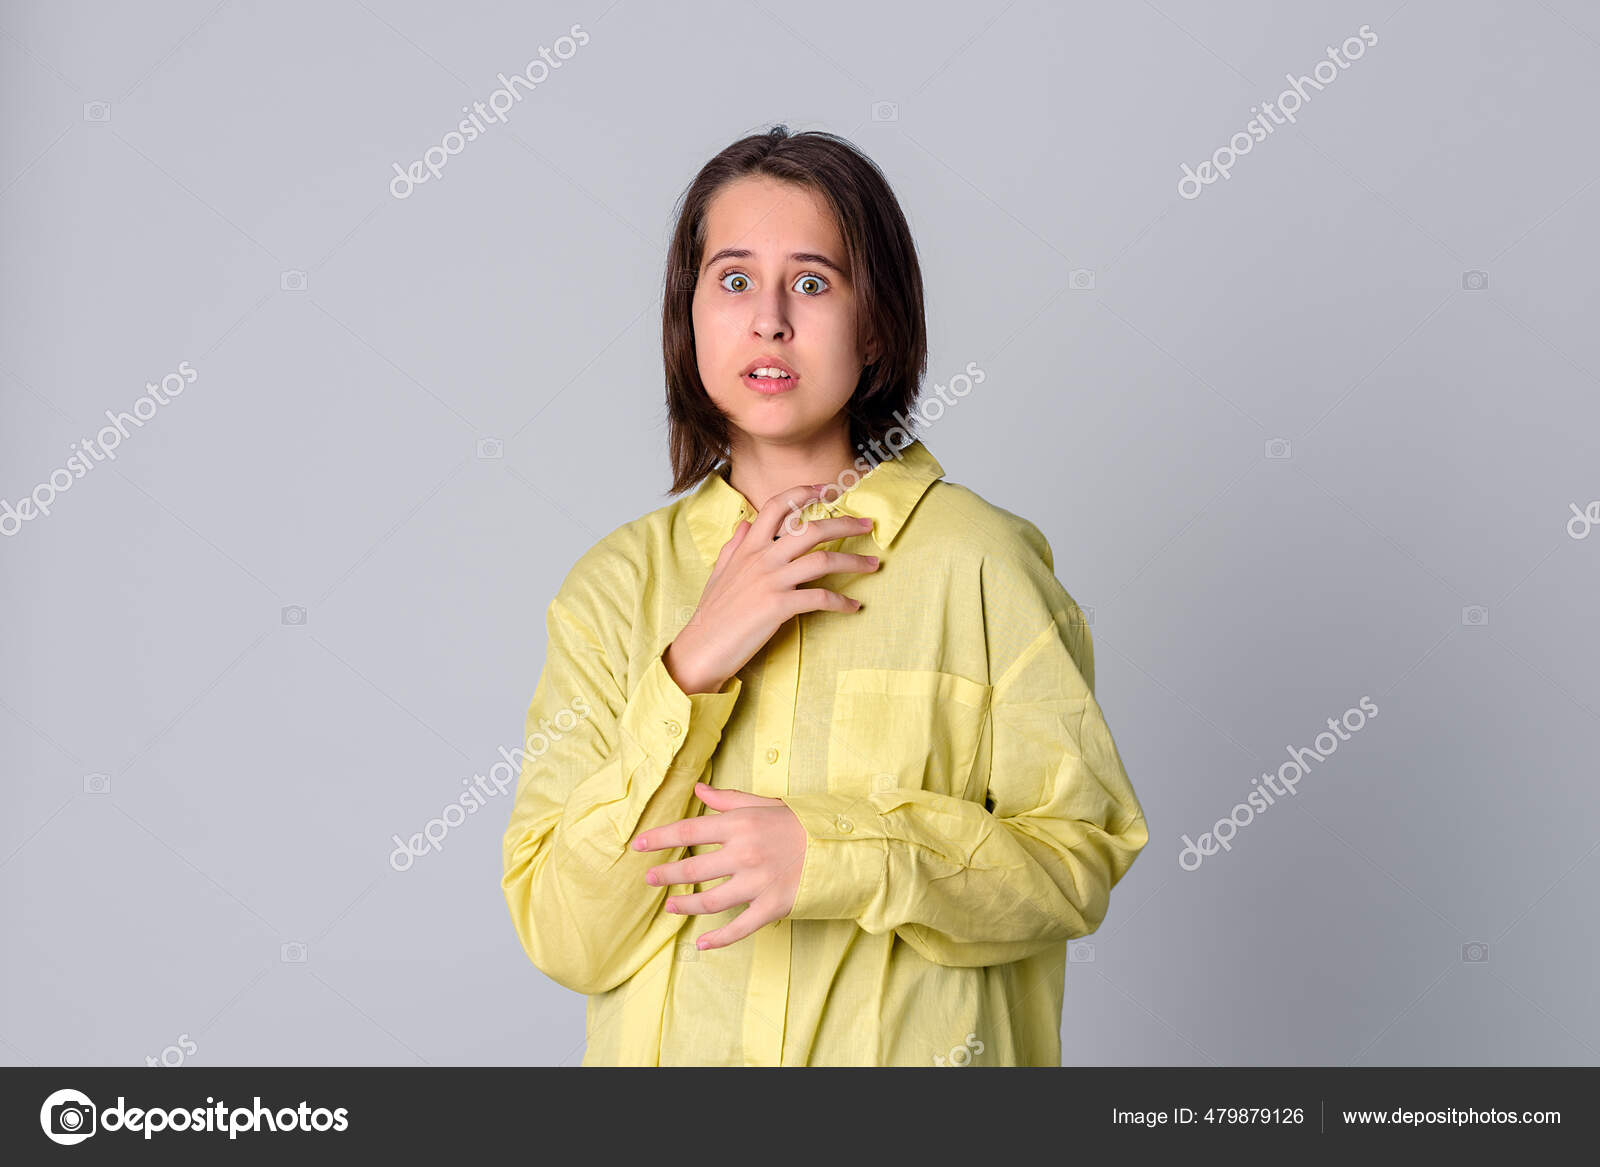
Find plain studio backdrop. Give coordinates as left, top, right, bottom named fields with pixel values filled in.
left=2, top=0, right=1597, bottom=1067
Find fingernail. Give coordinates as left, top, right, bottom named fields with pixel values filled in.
left=867, top=556, right=879, bottom=566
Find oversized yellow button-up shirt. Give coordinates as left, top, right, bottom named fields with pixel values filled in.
left=501, top=438, right=1148, bottom=1065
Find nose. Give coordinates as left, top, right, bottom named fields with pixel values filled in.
left=750, top=283, right=789, bottom=341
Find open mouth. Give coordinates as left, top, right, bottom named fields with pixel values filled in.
left=743, top=363, right=797, bottom=393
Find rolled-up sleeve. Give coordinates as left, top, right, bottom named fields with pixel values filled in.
left=501, top=587, right=742, bottom=995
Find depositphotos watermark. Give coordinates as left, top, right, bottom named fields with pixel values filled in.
left=1177, top=25, right=1378, bottom=200
left=388, top=24, right=590, bottom=198
left=145, top=1032, right=197, bottom=1068
left=2, top=360, right=197, bottom=537
left=40, top=1088, right=347, bottom=1145
left=1567, top=501, right=1600, bottom=539
left=388, top=693, right=591, bottom=870
left=1179, top=695, right=1379, bottom=870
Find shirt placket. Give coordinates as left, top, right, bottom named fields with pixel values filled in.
left=741, top=606, right=800, bottom=1066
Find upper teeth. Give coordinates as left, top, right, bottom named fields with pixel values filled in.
left=750, top=368, right=790, bottom=378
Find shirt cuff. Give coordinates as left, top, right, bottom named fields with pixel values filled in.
left=618, top=650, right=743, bottom=775
left=783, top=792, right=888, bottom=921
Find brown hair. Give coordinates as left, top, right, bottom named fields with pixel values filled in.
left=661, top=125, right=928, bottom=495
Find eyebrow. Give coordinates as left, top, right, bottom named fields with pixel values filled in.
left=700, top=248, right=849, bottom=278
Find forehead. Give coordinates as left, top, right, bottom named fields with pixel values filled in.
left=701, top=175, right=843, bottom=255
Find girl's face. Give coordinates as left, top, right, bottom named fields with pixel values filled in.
left=692, top=175, right=874, bottom=452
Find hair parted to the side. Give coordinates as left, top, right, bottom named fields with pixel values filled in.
left=660, top=124, right=928, bottom=496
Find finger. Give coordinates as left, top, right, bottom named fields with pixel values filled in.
left=694, top=781, right=780, bottom=809
left=775, top=512, right=874, bottom=552
left=748, top=484, right=830, bottom=546
left=784, top=586, right=863, bottom=618
left=633, top=814, right=724, bottom=852
left=713, top=519, right=750, bottom=569
left=781, top=549, right=880, bottom=586
left=646, top=848, right=737, bottom=888
left=697, top=902, right=779, bottom=950
left=665, top=874, right=751, bottom=917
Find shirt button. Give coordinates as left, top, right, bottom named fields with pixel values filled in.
left=765, top=747, right=779, bottom=764
left=835, top=814, right=853, bottom=833
left=665, top=720, right=681, bottom=737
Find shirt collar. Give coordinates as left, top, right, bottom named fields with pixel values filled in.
left=685, top=439, right=945, bottom=566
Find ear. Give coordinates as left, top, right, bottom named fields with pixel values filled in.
left=859, top=325, right=879, bottom=365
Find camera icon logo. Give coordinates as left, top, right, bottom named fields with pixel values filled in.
left=1264, top=437, right=1292, bottom=460
left=83, top=772, right=111, bottom=794
left=675, top=939, right=699, bottom=962
left=1461, top=942, right=1489, bottom=963
left=40, top=1088, right=97, bottom=1145
left=476, top=437, right=504, bottom=460
left=871, top=100, right=899, bottom=122
left=870, top=772, right=897, bottom=793
left=1461, top=605, right=1488, bottom=627
left=1068, top=940, right=1095, bottom=963
left=280, top=941, right=307, bottom=963
left=1461, top=270, right=1488, bottom=291
left=282, top=605, right=307, bottom=626
left=280, top=270, right=307, bottom=292
left=1069, top=268, right=1096, bottom=290
left=83, top=102, right=111, bottom=123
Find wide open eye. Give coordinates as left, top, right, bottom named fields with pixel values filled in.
left=716, top=271, right=830, bottom=295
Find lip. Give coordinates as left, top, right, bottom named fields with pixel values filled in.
left=740, top=355, right=799, bottom=394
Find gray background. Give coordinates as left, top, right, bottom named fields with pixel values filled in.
left=3, top=0, right=1596, bottom=1067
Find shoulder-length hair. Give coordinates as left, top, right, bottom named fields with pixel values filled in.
left=661, top=125, right=928, bottom=496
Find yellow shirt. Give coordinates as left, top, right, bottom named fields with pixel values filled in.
left=501, top=437, right=1148, bottom=1065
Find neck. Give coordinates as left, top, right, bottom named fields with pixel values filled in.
left=723, top=429, right=860, bottom=512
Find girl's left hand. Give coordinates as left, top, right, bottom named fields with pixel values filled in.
left=632, top=782, right=807, bottom=950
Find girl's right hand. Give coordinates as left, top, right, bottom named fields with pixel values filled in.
left=664, top=483, right=881, bottom=695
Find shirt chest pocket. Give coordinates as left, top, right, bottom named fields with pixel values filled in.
left=825, top=668, right=993, bottom=802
